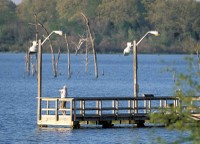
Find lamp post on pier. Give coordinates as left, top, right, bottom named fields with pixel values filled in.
left=123, top=31, right=159, bottom=98
left=29, top=30, right=63, bottom=124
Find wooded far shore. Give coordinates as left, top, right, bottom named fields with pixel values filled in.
left=1, top=0, right=200, bottom=54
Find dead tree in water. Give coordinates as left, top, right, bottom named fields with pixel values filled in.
left=81, top=13, right=98, bottom=78
left=74, top=35, right=87, bottom=55
left=33, top=14, right=38, bottom=73
left=28, top=15, right=57, bottom=77
left=73, top=34, right=89, bottom=73
left=38, top=22, right=57, bottom=77
left=64, top=34, right=71, bottom=79
left=85, top=35, right=89, bottom=73
left=55, top=46, right=61, bottom=75
left=26, top=14, right=38, bottom=77
left=25, top=48, right=30, bottom=76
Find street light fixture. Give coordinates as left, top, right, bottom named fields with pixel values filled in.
left=123, top=42, right=132, bottom=56
left=29, top=41, right=38, bottom=54
left=123, top=30, right=159, bottom=98
left=28, top=30, right=63, bottom=122
left=29, top=30, right=63, bottom=52
left=124, top=31, right=159, bottom=56
left=136, top=31, right=159, bottom=46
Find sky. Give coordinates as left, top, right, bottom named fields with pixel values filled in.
left=12, top=0, right=22, bottom=5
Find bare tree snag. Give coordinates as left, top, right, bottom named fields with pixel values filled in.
left=34, top=14, right=38, bottom=43
left=72, top=35, right=89, bottom=73
left=55, top=46, right=61, bottom=75
left=34, top=14, right=38, bottom=74
left=38, top=22, right=57, bottom=77
left=26, top=14, right=38, bottom=76
left=81, top=13, right=98, bottom=78
left=64, top=34, right=71, bottom=79
left=73, top=35, right=87, bottom=55
left=26, top=48, right=30, bottom=76
left=85, top=35, right=89, bottom=73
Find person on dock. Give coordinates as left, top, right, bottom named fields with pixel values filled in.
left=59, top=85, right=68, bottom=115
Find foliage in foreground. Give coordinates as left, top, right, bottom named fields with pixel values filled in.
left=150, top=56, right=200, bottom=143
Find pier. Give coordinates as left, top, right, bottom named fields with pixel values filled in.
left=32, top=33, right=200, bottom=129
left=34, top=31, right=170, bottom=128
left=37, top=96, right=183, bottom=128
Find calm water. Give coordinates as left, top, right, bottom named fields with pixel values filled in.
left=0, top=53, right=192, bottom=143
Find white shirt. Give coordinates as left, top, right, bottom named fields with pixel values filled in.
left=59, top=87, right=67, bottom=98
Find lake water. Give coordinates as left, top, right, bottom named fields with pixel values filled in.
left=0, top=53, right=193, bottom=143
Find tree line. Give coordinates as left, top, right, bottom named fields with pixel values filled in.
left=0, top=0, right=200, bottom=54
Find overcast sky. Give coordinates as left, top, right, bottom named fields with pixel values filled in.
left=12, top=0, right=22, bottom=5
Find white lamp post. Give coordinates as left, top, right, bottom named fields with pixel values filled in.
left=29, top=30, right=63, bottom=122
left=123, top=31, right=159, bottom=98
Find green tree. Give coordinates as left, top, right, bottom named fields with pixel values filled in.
left=1, top=0, right=200, bottom=53
left=0, top=0, right=16, bottom=24
left=95, top=0, right=150, bottom=52
left=0, top=0, right=26, bottom=52
left=17, top=0, right=58, bottom=27
left=143, top=0, right=200, bottom=53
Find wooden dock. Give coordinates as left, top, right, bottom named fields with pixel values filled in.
left=37, top=96, right=182, bottom=128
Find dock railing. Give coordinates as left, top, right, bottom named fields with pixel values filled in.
left=72, top=97, right=179, bottom=121
left=37, top=96, right=181, bottom=127
left=38, top=97, right=74, bottom=126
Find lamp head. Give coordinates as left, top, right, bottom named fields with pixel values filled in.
left=123, top=42, right=132, bottom=56
left=29, top=41, right=38, bottom=54
left=53, top=30, right=63, bottom=36
left=149, top=31, right=159, bottom=36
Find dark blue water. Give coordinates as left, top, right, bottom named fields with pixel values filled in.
left=0, top=53, right=192, bottom=143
